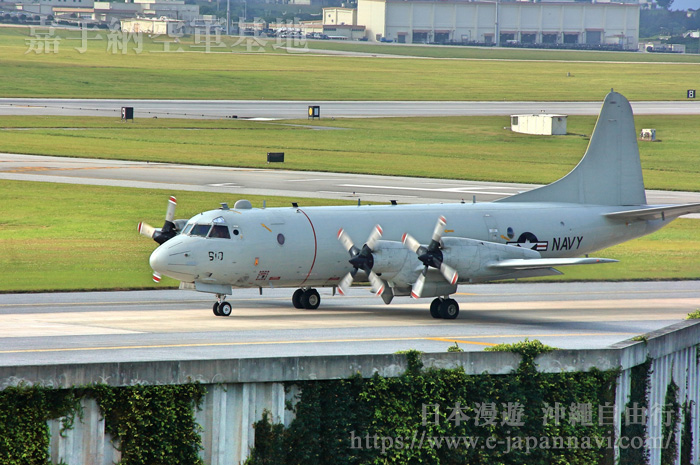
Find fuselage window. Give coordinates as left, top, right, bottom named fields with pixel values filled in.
left=209, top=225, right=231, bottom=239
left=190, top=224, right=212, bottom=237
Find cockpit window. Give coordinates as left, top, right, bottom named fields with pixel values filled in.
left=190, top=224, right=211, bottom=237
left=208, top=225, right=231, bottom=239
left=182, top=223, right=194, bottom=235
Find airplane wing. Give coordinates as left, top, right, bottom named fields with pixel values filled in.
left=604, top=203, right=700, bottom=221
left=488, top=257, right=618, bottom=271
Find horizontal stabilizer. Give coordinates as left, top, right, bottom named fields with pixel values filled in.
left=489, top=257, right=617, bottom=271
left=604, top=203, right=700, bottom=221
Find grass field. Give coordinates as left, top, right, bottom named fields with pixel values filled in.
left=1, top=113, right=698, bottom=192
left=0, top=180, right=697, bottom=293
left=305, top=40, right=700, bottom=63
left=0, top=180, right=356, bottom=291
left=2, top=26, right=700, bottom=100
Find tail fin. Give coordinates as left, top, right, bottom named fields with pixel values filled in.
left=498, top=91, right=647, bottom=206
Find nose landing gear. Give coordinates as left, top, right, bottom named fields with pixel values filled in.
left=213, top=294, right=232, bottom=317
left=292, top=288, right=321, bottom=310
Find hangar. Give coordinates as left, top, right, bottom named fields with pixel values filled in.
left=357, top=0, right=640, bottom=49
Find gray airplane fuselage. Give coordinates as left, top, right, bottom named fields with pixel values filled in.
left=150, top=201, right=661, bottom=289
left=143, top=91, right=700, bottom=315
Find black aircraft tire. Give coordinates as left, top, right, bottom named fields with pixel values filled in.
left=292, top=289, right=305, bottom=309
left=302, top=289, right=321, bottom=310
left=430, top=299, right=442, bottom=319
left=219, top=301, right=232, bottom=317
left=213, top=302, right=221, bottom=316
left=439, top=299, right=459, bottom=320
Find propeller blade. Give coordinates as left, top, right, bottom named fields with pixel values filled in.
left=365, top=224, right=383, bottom=251
left=152, top=272, right=162, bottom=283
left=138, top=222, right=157, bottom=239
left=431, top=216, right=447, bottom=244
left=337, top=272, right=354, bottom=296
left=337, top=228, right=358, bottom=255
left=402, top=233, right=422, bottom=254
left=165, top=196, right=177, bottom=223
left=411, top=271, right=426, bottom=299
left=367, top=271, right=385, bottom=296
left=439, top=262, right=459, bottom=286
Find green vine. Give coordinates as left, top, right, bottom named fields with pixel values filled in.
left=247, top=341, right=618, bottom=465
left=619, top=357, right=652, bottom=465
left=0, top=385, right=82, bottom=465
left=680, top=400, right=694, bottom=465
left=92, top=383, right=206, bottom=465
left=660, top=378, right=680, bottom=465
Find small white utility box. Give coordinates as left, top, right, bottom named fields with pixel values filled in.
left=640, top=129, right=656, bottom=141
left=510, top=114, right=567, bottom=135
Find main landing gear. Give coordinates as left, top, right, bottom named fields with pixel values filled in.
left=292, top=288, right=321, bottom=310
left=430, top=297, right=459, bottom=320
left=212, top=294, right=232, bottom=317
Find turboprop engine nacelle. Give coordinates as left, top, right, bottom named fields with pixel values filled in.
left=370, top=240, right=416, bottom=283
left=440, top=237, right=542, bottom=280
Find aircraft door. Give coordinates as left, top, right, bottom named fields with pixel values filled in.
left=483, top=213, right=501, bottom=242
left=258, top=211, right=315, bottom=285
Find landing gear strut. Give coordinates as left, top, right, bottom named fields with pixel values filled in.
left=213, top=294, right=232, bottom=317
left=292, top=288, right=321, bottom=310
left=430, top=297, right=459, bottom=320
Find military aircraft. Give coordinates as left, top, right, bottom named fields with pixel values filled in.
left=138, top=91, right=700, bottom=319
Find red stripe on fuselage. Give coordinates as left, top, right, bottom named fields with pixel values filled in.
left=297, top=208, right=317, bottom=286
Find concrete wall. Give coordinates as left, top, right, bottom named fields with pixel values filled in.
left=3, top=320, right=698, bottom=465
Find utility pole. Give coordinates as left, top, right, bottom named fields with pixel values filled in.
left=226, top=0, right=230, bottom=35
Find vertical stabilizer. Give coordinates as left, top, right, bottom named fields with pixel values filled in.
left=498, top=91, right=647, bottom=206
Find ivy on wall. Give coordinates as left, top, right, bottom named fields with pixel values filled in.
left=0, top=385, right=81, bottom=465
left=661, top=378, right=680, bottom=465
left=680, top=400, right=694, bottom=465
left=247, top=343, right=620, bottom=465
left=0, top=383, right=205, bottom=465
left=92, top=384, right=206, bottom=465
left=619, top=357, right=652, bottom=465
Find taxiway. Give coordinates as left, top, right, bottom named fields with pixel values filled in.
left=2, top=98, right=700, bottom=119
left=0, top=281, right=697, bottom=366
left=2, top=153, right=700, bottom=214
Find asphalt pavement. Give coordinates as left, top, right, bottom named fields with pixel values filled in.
left=1, top=281, right=697, bottom=365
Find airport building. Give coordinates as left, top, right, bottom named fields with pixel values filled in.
left=299, top=7, right=366, bottom=40
left=357, top=0, right=641, bottom=49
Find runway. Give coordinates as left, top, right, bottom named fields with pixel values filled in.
left=0, top=281, right=697, bottom=366
left=2, top=98, right=700, bottom=119
left=2, top=153, right=699, bottom=218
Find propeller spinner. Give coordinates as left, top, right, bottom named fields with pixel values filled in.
left=402, top=216, right=459, bottom=299
left=138, top=196, right=179, bottom=245
left=336, top=225, right=385, bottom=296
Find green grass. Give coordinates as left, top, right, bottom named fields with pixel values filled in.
left=2, top=114, right=699, bottom=192
left=0, top=180, right=698, bottom=293
left=0, top=180, right=355, bottom=292
left=2, top=26, right=700, bottom=100
left=305, top=40, right=700, bottom=63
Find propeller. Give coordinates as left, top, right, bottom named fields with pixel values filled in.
left=336, top=225, right=385, bottom=296
left=152, top=272, right=162, bottom=283
left=401, top=216, right=459, bottom=299
left=138, top=196, right=180, bottom=245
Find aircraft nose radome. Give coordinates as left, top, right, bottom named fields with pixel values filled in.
left=149, top=245, right=168, bottom=273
